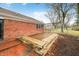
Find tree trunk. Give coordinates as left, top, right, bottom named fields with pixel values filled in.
left=61, top=13, right=65, bottom=32
left=61, top=22, right=64, bottom=32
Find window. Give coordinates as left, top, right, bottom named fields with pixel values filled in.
left=36, top=24, right=39, bottom=29
left=41, top=24, right=44, bottom=28
left=0, top=19, right=3, bottom=40
left=36, top=24, right=44, bottom=29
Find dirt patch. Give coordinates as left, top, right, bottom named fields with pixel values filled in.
left=46, top=34, right=79, bottom=56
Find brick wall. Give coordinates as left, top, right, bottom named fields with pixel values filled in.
left=4, top=19, right=44, bottom=41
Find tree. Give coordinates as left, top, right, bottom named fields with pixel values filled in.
left=46, top=3, right=75, bottom=32
left=76, top=3, right=79, bottom=26
left=45, top=8, right=58, bottom=29
left=72, top=3, right=79, bottom=31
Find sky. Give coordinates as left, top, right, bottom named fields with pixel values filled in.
left=0, top=3, right=51, bottom=23
left=0, top=3, right=76, bottom=25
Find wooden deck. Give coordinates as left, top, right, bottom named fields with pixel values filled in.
left=19, top=32, right=59, bottom=55
left=30, top=32, right=53, bottom=40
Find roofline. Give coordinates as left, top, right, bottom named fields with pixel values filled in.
left=0, top=7, right=44, bottom=24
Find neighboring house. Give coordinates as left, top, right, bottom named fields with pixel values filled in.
left=0, top=7, right=44, bottom=55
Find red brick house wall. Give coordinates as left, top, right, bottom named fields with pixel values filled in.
left=4, top=19, right=44, bottom=41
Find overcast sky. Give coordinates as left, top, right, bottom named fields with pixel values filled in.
left=0, top=3, right=51, bottom=23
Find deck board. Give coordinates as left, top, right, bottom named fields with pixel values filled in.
left=30, top=32, right=53, bottom=40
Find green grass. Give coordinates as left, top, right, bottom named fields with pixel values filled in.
left=45, top=28, right=79, bottom=37
left=65, top=30, right=79, bottom=36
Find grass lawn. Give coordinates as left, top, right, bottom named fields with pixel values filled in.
left=46, top=28, right=79, bottom=37
left=64, top=30, right=79, bottom=37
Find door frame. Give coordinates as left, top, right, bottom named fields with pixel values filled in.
left=0, top=19, right=4, bottom=41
